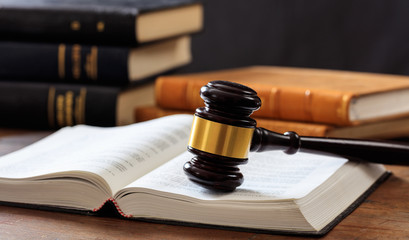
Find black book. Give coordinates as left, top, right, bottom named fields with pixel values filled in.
left=0, top=81, right=155, bottom=129
left=0, top=36, right=191, bottom=85
left=0, top=0, right=203, bottom=45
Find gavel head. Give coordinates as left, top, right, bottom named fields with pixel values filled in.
left=184, top=80, right=261, bottom=191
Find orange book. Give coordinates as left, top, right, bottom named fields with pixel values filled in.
left=155, top=66, right=409, bottom=126
left=134, top=106, right=409, bottom=139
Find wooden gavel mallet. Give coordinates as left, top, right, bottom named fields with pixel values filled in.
left=183, top=80, right=409, bottom=191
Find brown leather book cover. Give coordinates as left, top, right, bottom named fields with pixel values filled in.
left=155, top=66, right=409, bottom=126
left=134, top=106, right=409, bottom=139
left=134, top=106, right=332, bottom=137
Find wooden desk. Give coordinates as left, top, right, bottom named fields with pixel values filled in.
left=1, top=130, right=409, bottom=239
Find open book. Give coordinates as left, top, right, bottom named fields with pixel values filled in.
left=0, top=115, right=388, bottom=235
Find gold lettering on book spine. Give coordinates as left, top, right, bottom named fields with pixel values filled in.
left=47, top=87, right=56, bottom=128
left=72, top=44, right=81, bottom=80
left=52, top=89, right=87, bottom=128
left=56, top=94, right=65, bottom=127
left=71, top=21, right=81, bottom=31
left=75, top=88, right=87, bottom=124
left=58, top=44, right=66, bottom=79
left=85, top=46, right=98, bottom=81
left=65, top=91, right=74, bottom=126
left=97, top=21, right=105, bottom=32
left=188, top=116, right=254, bottom=159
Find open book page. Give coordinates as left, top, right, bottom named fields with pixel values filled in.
left=116, top=150, right=348, bottom=201
left=0, top=115, right=193, bottom=194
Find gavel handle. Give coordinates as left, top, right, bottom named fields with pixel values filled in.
left=250, top=127, right=409, bottom=165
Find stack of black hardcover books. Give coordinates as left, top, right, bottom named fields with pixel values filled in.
left=0, top=0, right=203, bottom=129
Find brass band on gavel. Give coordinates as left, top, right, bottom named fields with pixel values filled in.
left=188, top=116, right=255, bottom=159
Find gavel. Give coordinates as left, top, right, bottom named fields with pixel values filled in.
left=183, top=80, right=409, bottom=191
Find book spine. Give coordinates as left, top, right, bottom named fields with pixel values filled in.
left=155, top=77, right=352, bottom=126
left=254, top=118, right=332, bottom=137
left=0, top=42, right=130, bottom=85
left=134, top=106, right=332, bottom=137
left=0, top=7, right=136, bottom=44
left=0, top=82, right=119, bottom=129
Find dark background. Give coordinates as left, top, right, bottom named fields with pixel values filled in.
left=177, top=0, right=409, bottom=76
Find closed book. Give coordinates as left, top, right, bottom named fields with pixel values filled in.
left=0, top=81, right=155, bottom=129
left=134, top=106, right=333, bottom=137
left=0, top=36, right=191, bottom=85
left=0, top=0, right=203, bottom=45
left=155, top=66, right=409, bottom=126
left=134, top=106, right=409, bottom=139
